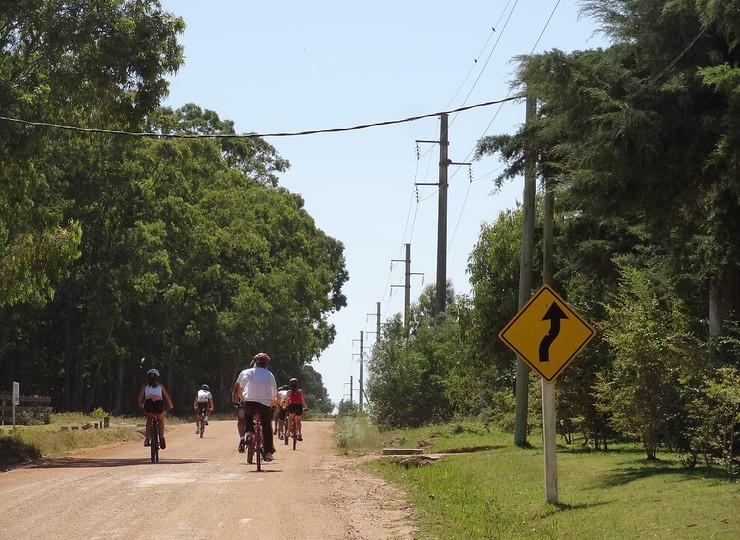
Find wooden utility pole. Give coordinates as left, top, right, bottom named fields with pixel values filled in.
left=514, top=95, right=537, bottom=447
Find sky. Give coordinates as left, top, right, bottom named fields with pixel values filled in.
left=158, top=0, right=606, bottom=407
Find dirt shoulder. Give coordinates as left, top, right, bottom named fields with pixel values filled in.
left=1, top=420, right=415, bottom=539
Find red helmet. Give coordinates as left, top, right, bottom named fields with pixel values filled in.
left=253, top=352, right=270, bottom=367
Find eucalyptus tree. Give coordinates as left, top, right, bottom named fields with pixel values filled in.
left=0, top=0, right=184, bottom=308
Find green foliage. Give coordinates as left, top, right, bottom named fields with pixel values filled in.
left=597, top=262, right=705, bottom=459
left=89, top=407, right=108, bottom=420
left=0, top=49, right=347, bottom=414
left=0, top=0, right=184, bottom=307
left=336, top=399, right=359, bottom=416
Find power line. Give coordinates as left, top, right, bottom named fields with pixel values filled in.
left=0, top=97, right=518, bottom=140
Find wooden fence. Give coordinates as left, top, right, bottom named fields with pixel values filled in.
left=0, top=393, right=52, bottom=425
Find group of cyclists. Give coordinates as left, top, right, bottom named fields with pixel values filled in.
left=136, top=352, right=309, bottom=461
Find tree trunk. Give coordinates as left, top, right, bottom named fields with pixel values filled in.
left=709, top=266, right=740, bottom=338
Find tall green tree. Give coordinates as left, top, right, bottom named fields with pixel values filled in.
left=0, top=0, right=184, bottom=307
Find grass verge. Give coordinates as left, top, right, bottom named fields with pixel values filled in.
left=0, top=412, right=143, bottom=469
left=337, top=416, right=740, bottom=539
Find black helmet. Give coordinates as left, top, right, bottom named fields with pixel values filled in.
left=201, top=384, right=209, bottom=391
left=253, top=352, right=270, bottom=367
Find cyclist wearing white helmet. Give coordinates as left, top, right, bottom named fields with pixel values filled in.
left=193, top=384, right=214, bottom=435
left=137, top=368, right=174, bottom=448
left=232, top=353, right=278, bottom=460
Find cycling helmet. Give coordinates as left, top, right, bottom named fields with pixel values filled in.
left=289, top=377, right=298, bottom=384
left=201, top=384, right=210, bottom=391
left=147, top=368, right=160, bottom=378
left=253, top=352, right=270, bottom=367
left=280, top=385, right=290, bottom=391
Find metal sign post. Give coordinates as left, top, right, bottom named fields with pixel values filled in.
left=499, top=285, right=595, bottom=504
left=12, top=381, right=20, bottom=429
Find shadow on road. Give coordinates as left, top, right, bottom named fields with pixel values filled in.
left=26, top=457, right=208, bottom=468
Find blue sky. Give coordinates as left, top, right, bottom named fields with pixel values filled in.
left=158, top=0, right=606, bottom=406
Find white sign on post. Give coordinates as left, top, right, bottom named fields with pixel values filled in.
left=12, top=381, right=20, bottom=428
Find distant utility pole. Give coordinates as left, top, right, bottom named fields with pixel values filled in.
left=366, top=302, right=381, bottom=345
left=352, top=332, right=369, bottom=412
left=416, top=113, right=470, bottom=316
left=391, top=243, right=424, bottom=336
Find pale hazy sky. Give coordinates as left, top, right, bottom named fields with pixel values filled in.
left=158, top=0, right=605, bottom=406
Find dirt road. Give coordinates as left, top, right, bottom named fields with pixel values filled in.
left=1, top=420, right=415, bottom=539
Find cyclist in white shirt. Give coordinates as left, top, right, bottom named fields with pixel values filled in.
left=231, top=353, right=278, bottom=460
left=193, top=384, right=214, bottom=434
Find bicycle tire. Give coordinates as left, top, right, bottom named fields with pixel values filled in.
left=200, top=416, right=205, bottom=438
left=292, top=416, right=297, bottom=450
left=284, top=418, right=289, bottom=445
left=247, top=443, right=253, bottom=464
left=150, top=420, right=159, bottom=463
left=255, top=422, right=262, bottom=472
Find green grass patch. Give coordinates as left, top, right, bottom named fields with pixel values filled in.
left=345, top=418, right=740, bottom=539
left=0, top=412, right=142, bottom=468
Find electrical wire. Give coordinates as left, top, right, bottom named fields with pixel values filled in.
left=0, top=97, right=518, bottom=140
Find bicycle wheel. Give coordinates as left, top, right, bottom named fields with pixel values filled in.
left=292, top=416, right=297, bottom=450
left=150, top=420, right=158, bottom=463
left=246, top=441, right=253, bottom=464
left=255, top=425, right=262, bottom=472
left=284, top=416, right=289, bottom=445
left=200, top=416, right=205, bottom=438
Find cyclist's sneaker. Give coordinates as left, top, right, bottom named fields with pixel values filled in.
left=245, top=432, right=254, bottom=445
left=263, top=452, right=274, bottom=461
left=195, top=428, right=200, bottom=434
left=144, top=437, right=150, bottom=447
left=297, top=434, right=303, bottom=441
left=238, top=438, right=246, bottom=453
left=278, top=432, right=284, bottom=440
left=160, top=438, right=166, bottom=450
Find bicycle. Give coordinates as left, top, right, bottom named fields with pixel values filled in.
left=199, top=409, right=206, bottom=438
left=285, top=409, right=308, bottom=450
left=147, top=412, right=161, bottom=463
left=282, top=412, right=290, bottom=446
left=247, top=411, right=264, bottom=471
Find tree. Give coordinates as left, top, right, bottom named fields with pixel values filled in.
left=0, top=0, right=184, bottom=307
left=597, top=263, right=703, bottom=459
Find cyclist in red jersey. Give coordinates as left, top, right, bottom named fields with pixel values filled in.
left=285, top=377, right=309, bottom=441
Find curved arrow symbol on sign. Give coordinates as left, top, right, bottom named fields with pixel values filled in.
left=539, top=302, right=568, bottom=362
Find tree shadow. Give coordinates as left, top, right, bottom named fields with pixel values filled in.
left=25, top=456, right=207, bottom=468
left=601, top=461, right=729, bottom=487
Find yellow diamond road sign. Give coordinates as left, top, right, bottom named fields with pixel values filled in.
left=499, top=285, right=595, bottom=382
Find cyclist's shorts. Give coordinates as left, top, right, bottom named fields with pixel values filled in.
left=196, top=402, right=209, bottom=414
left=286, top=403, right=303, bottom=416
left=278, top=408, right=288, bottom=420
left=144, top=399, right=165, bottom=414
